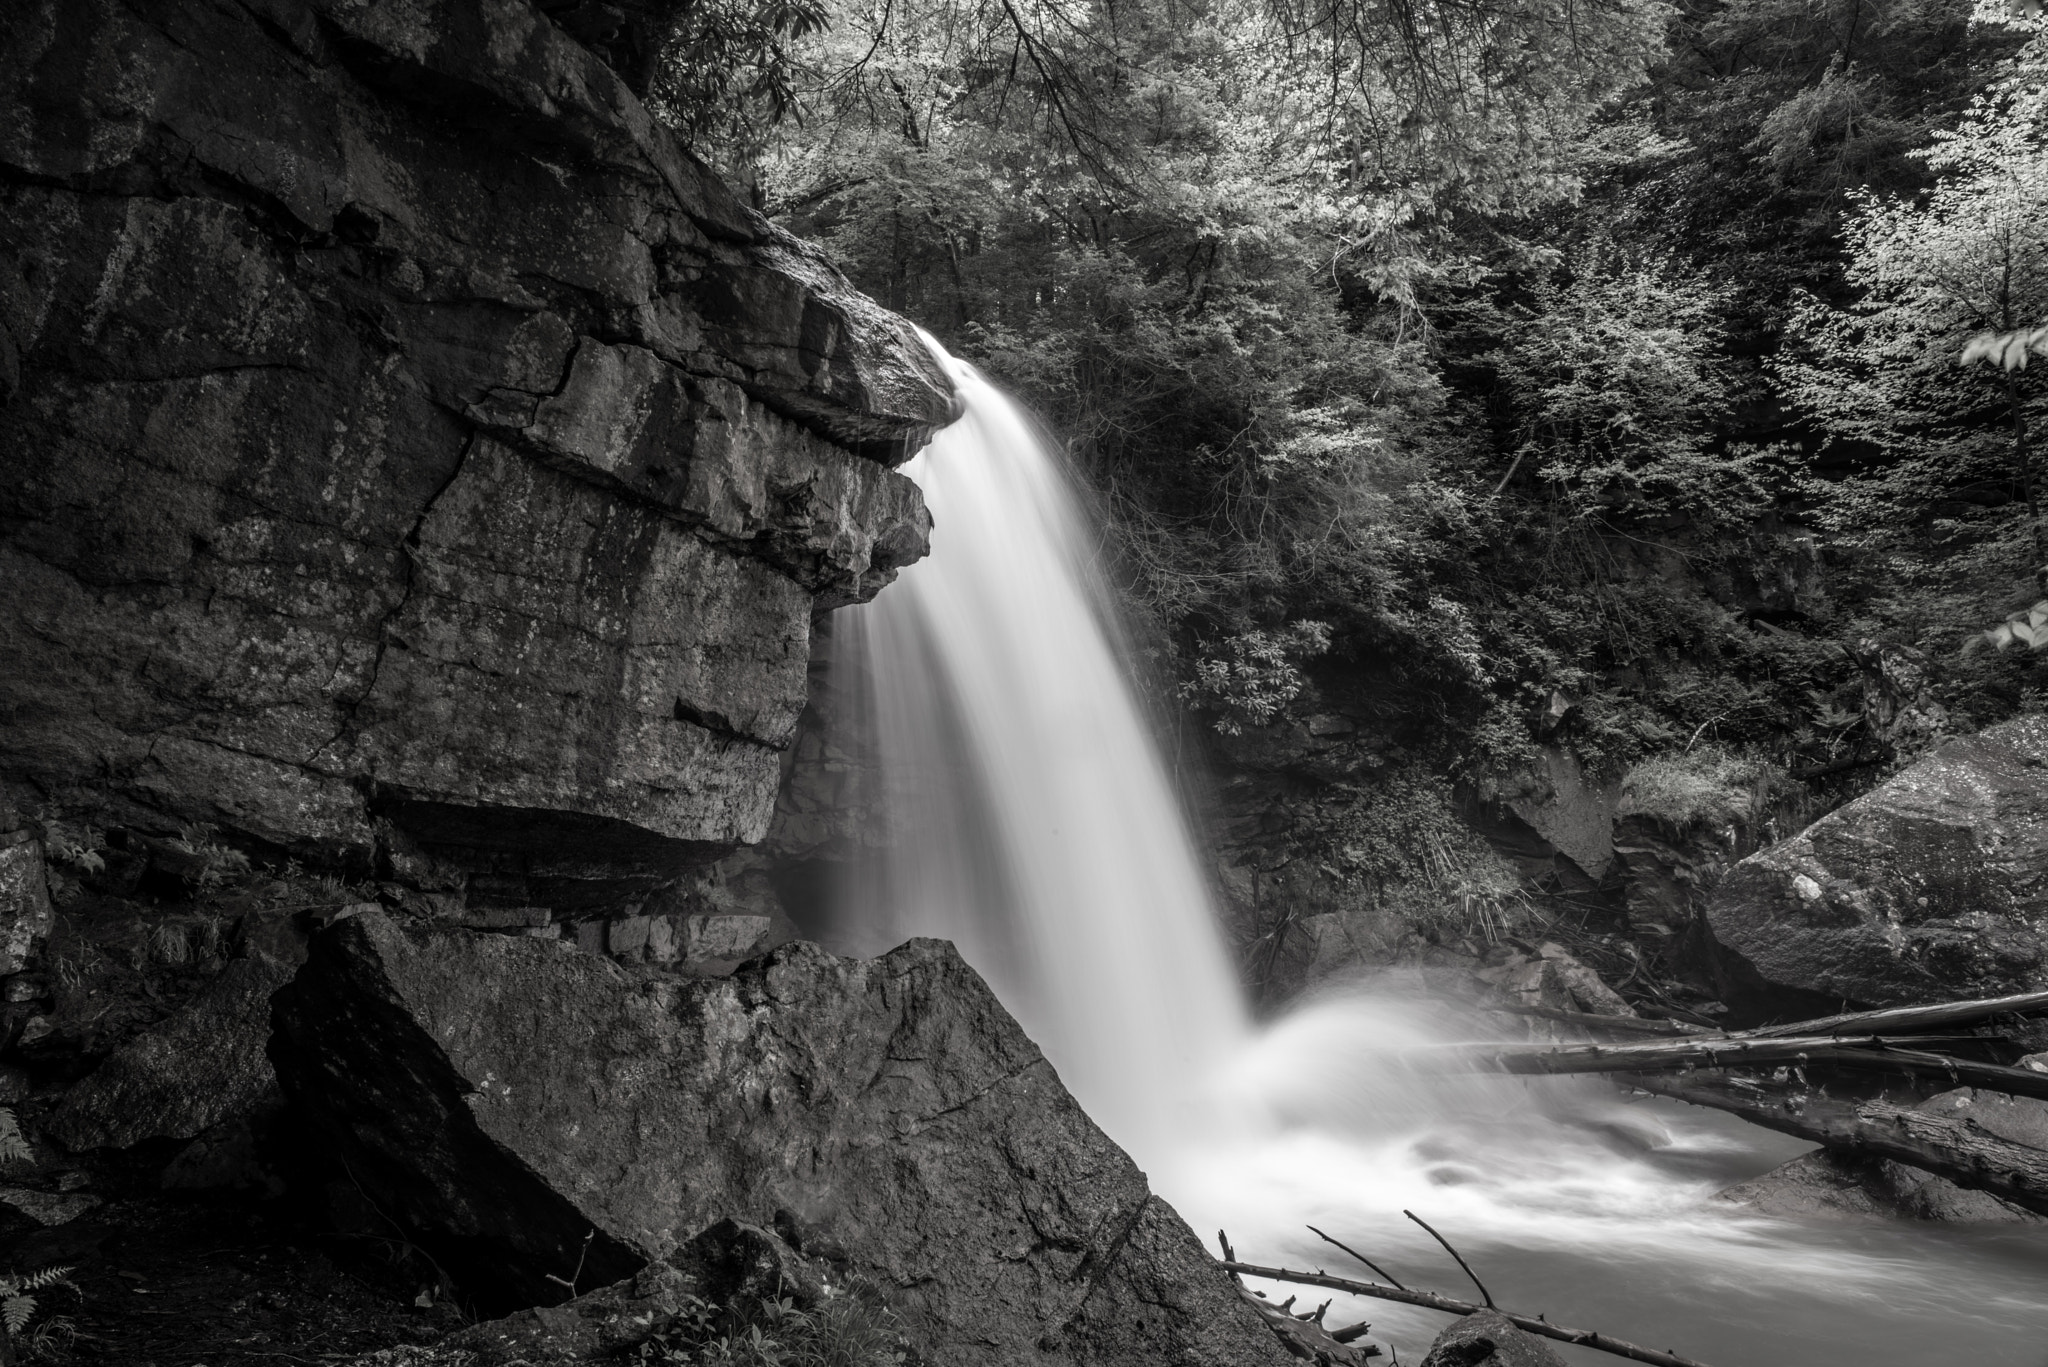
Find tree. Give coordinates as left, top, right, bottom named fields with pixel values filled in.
left=1778, top=21, right=2048, bottom=625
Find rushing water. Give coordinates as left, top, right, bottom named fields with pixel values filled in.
left=830, top=341, right=2048, bottom=1367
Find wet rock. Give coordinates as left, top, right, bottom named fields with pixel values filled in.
left=1705, top=717, right=2048, bottom=1006
left=1474, top=942, right=1635, bottom=1018
left=0, top=834, right=52, bottom=976
left=0, top=0, right=948, bottom=891
left=1497, top=749, right=1622, bottom=883
left=685, top=913, right=773, bottom=960
left=269, top=909, right=1294, bottom=1364
left=1718, top=1085, right=2048, bottom=1223
left=1419, top=1310, right=1567, bottom=1367
left=0, top=1186, right=101, bottom=1227
left=44, top=948, right=304, bottom=1152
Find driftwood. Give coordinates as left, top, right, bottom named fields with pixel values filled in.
left=1410, top=1033, right=1981, bottom=1076
left=1486, top=1005, right=1707, bottom=1036
left=1237, top=1289, right=1380, bottom=1364
left=1736, top=987, right=2048, bottom=1040
left=1220, top=1231, right=1379, bottom=1364
left=1625, top=1073, right=2048, bottom=1217
left=1498, top=985, right=2048, bottom=1048
left=1216, top=1260, right=1716, bottom=1367
left=1796, top=1045, right=2048, bottom=1102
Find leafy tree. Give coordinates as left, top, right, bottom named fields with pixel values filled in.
left=1778, top=21, right=2048, bottom=625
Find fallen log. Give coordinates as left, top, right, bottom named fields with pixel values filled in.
left=1737, top=987, right=2048, bottom=1041
left=1797, top=1045, right=2048, bottom=1103
left=1623, top=1073, right=2048, bottom=1217
left=1215, top=1260, right=1715, bottom=1367
left=1486, top=1005, right=1709, bottom=1037
left=1409, top=1034, right=1980, bottom=1076
left=1221, top=1229, right=1381, bottom=1363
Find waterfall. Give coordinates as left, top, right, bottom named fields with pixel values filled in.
left=827, top=339, right=2048, bottom=1366
left=832, top=337, right=1247, bottom=1158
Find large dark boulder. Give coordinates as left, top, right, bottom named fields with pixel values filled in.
left=269, top=909, right=1295, bottom=1367
left=1704, top=717, right=2048, bottom=1007
left=0, top=0, right=950, bottom=902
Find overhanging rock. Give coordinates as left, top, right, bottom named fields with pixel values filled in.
left=269, top=910, right=1294, bottom=1367
left=0, top=0, right=951, bottom=886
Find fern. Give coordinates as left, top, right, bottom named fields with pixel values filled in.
left=0, top=1111, right=30, bottom=1170
left=0, top=1265, right=75, bottom=1340
left=40, top=822, right=104, bottom=876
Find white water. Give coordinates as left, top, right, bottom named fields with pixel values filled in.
left=830, top=343, right=2048, bottom=1366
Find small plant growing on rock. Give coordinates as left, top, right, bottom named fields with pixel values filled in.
left=0, top=1111, right=30, bottom=1170
left=171, top=825, right=252, bottom=894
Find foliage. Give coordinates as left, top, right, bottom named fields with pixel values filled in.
left=0, top=1264, right=77, bottom=1351
left=1617, top=749, right=1788, bottom=830
left=1180, top=622, right=1332, bottom=733
left=39, top=822, right=102, bottom=876
left=650, top=0, right=829, bottom=166
left=1778, top=20, right=2048, bottom=626
left=169, top=824, right=253, bottom=895
left=0, top=1110, right=30, bottom=1170
left=1970, top=596, right=2048, bottom=648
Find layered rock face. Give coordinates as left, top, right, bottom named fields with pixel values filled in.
left=1706, top=717, right=2048, bottom=1007
left=0, top=0, right=951, bottom=906
left=270, top=909, right=1294, bottom=1366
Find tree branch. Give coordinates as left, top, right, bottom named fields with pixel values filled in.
left=1215, top=1259, right=1717, bottom=1367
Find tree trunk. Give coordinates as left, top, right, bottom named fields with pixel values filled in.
left=1408, top=1034, right=1979, bottom=1076
left=2008, top=371, right=2048, bottom=596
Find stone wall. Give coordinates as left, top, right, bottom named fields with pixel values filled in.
left=0, top=0, right=952, bottom=915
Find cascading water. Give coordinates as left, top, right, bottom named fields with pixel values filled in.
left=829, top=334, right=1249, bottom=1157
left=827, top=339, right=2048, bottom=1366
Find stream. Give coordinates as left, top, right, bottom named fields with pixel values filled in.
left=826, top=339, right=2048, bottom=1367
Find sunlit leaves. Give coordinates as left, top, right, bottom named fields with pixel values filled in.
left=1962, top=324, right=2048, bottom=367
left=1966, top=597, right=2048, bottom=648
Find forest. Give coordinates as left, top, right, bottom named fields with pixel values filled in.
left=618, top=0, right=2048, bottom=961
left=7, top=0, right=2048, bottom=1362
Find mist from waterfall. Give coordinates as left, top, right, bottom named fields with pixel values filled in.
left=829, top=340, right=2048, bottom=1367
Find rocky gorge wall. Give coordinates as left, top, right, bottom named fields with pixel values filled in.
left=0, top=0, right=952, bottom=918
left=0, top=8, right=1344, bottom=1363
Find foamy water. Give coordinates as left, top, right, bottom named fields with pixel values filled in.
left=831, top=342, right=2048, bottom=1366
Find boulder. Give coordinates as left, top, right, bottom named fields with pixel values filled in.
left=1718, top=1084, right=2048, bottom=1223
left=1705, top=717, right=2048, bottom=1007
left=1418, top=1311, right=1567, bottom=1367
left=45, top=944, right=305, bottom=1152
left=268, top=909, right=1294, bottom=1367
left=1473, top=942, right=1635, bottom=1018
left=0, top=0, right=949, bottom=897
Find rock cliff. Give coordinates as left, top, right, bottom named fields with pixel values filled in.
left=0, top=0, right=952, bottom=911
